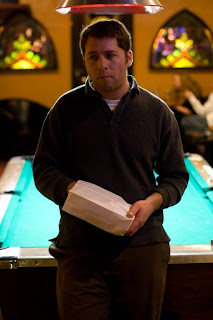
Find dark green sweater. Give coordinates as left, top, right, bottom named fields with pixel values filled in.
left=33, top=76, right=189, bottom=249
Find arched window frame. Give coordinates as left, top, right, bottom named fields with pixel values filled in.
left=0, top=10, right=57, bottom=71
left=150, top=9, right=213, bottom=70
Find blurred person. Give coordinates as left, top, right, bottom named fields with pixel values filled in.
left=167, top=72, right=202, bottom=124
left=181, top=87, right=213, bottom=135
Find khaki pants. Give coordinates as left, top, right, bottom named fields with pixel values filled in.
left=50, top=242, right=170, bottom=320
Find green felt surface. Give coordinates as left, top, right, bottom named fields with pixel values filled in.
left=163, top=158, right=213, bottom=245
left=0, top=157, right=212, bottom=248
left=0, top=160, right=60, bottom=248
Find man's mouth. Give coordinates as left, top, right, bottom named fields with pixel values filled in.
left=97, top=75, right=111, bottom=80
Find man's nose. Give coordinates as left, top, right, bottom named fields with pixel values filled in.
left=97, top=56, right=108, bottom=70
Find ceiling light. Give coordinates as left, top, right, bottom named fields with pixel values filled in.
left=56, top=0, right=163, bottom=15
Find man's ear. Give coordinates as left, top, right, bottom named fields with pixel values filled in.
left=127, top=50, right=133, bottom=68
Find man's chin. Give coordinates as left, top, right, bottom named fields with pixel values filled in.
left=96, top=84, right=114, bottom=93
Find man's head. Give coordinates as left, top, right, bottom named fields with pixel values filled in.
left=79, top=19, right=132, bottom=58
left=79, top=19, right=133, bottom=100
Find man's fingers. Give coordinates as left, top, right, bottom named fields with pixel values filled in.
left=126, top=201, right=142, bottom=218
left=126, top=210, right=134, bottom=218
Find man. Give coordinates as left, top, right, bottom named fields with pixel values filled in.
left=33, top=19, right=189, bottom=320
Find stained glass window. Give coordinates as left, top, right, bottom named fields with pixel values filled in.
left=150, top=10, right=213, bottom=69
left=0, top=11, right=57, bottom=70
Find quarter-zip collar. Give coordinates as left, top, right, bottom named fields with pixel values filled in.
left=85, top=75, right=140, bottom=96
left=85, top=75, right=140, bottom=125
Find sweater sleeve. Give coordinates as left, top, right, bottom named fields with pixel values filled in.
left=188, top=92, right=213, bottom=116
left=33, top=99, right=74, bottom=207
left=152, top=107, right=189, bottom=209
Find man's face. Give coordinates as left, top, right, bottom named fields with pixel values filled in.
left=84, top=36, right=133, bottom=99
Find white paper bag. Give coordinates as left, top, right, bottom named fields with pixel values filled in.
left=62, top=180, right=134, bottom=236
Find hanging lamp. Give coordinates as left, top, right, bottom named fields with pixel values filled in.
left=56, top=0, right=163, bottom=15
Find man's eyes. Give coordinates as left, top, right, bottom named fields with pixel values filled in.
left=106, top=53, right=116, bottom=59
left=89, top=55, right=98, bottom=61
left=88, top=53, right=117, bottom=61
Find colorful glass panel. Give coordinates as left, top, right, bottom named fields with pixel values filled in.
left=150, top=10, right=213, bottom=69
left=0, top=11, right=57, bottom=70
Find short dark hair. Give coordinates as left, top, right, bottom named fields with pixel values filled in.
left=79, top=19, right=132, bottom=56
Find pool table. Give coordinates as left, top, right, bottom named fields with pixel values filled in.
left=0, top=154, right=213, bottom=320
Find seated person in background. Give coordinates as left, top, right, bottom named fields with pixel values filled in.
left=167, top=72, right=202, bottom=124
left=180, top=89, right=213, bottom=136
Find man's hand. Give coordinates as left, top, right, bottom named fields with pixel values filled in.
left=125, top=192, right=163, bottom=236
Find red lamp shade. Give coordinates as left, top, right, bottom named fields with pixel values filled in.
left=56, top=0, right=163, bottom=15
